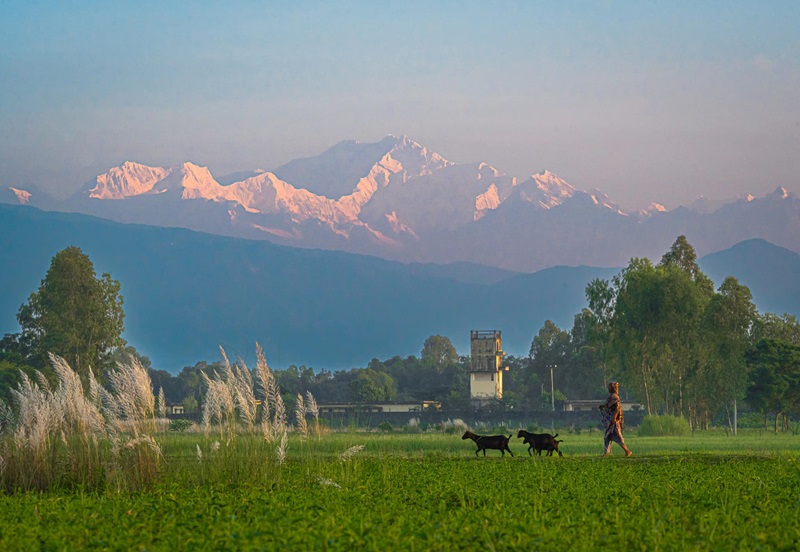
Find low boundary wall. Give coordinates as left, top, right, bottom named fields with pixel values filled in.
left=167, top=410, right=645, bottom=429
left=316, top=409, right=645, bottom=430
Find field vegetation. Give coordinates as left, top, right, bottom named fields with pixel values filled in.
left=1, top=355, right=798, bottom=550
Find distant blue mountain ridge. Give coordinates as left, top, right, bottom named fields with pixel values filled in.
left=1, top=205, right=797, bottom=373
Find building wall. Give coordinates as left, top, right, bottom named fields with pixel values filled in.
left=470, top=371, right=499, bottom=399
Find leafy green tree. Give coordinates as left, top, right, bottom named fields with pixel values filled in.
left=111, top=345, right=152, bottom=370
left=421, top=335, right=458, bottom=373
left=529, top=320, right=570, bottom=378
left=585, top=279, right=617, bottom=390
left=15, top=246, right=125, bottom=383
left=751, top=313, right=800, bottom=345
left=527, top=320, right=571, bottom=409
left=350, top=368, right=397, bottom=402
left=746, top=339, right=800, bottom=432
left=694, top=277, right=757, bottom=428
left=566, top=310, right=608, bottom=399
left=586, top=237, right=712, bottom=417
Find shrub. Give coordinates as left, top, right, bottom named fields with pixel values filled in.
left=378, top=422, right=393, bottom=433
left=170, top=419, right=195, bottom=432
left=637, top=415, right=691, bottom=437
left=735, top=412, right=767, bottom=429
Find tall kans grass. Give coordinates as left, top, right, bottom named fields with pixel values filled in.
left=0, top=343, right=330, bottom=492
left=190, top=344, right=326, bottom=484
left=0, top=354, right=162, bottom=492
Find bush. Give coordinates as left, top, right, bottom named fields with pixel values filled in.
left=169, top=419, right=195, bottom=432
left=637, top=415, right=691, bottom=437
left=377, top=422, right=393, bottom=433
left=735, top=412, right=767, bottom=429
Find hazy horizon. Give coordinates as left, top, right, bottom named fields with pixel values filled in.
left=2, top=1, right=799, bottom=211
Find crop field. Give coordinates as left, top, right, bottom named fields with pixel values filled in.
left=1, top=430, right=799, bottom=551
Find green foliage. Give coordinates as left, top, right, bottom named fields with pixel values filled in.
left=0, top=437, right=799, bottom=550
left=520, top=314, right=609, bottom=409
left=169, top=419, right=194, bottom=432
left=350, top=368, right=397, bottom=402
left=745, top=338, right=800, bottom=431
left=377, top=421, right=393, bottom=433
left=583, top=236, right=760, bottom=429
left=637, top=415, right=692, bottom=437
left=751, top=313, right=800, bottom=345
left=0, top=358, right=41, bottom=406
left=14, top=246, right=125, bottom=381
left=420, top=335, right=458, bottom=372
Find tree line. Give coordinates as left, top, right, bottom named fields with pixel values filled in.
left=1, top=240, right=799, bottom=430
left=582, top=236, right=800, bottom=430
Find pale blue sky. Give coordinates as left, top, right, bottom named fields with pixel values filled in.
left=1, top=1, right=798, bottom=210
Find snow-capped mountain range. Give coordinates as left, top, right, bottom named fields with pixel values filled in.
left=3, top=135, right=799, bottom=272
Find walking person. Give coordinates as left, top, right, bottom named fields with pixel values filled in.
left=599, top=381, right=633, bottom=457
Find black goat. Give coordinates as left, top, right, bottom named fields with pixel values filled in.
left=516, top=430, right=564, bottom=457
left=462, top=430, right=514, bottom=457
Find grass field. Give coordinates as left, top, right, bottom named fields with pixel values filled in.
left=1, top=429, right=798, bottom=551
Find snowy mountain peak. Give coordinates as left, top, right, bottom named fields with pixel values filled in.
left=384, top=135, right=453, bottom=174
left=769, top=186, right=791, bottom=200
left=507, top=170, right=579, bottom=209
left=9, top=187, right=31, bottom=204
left=174, top=163, right=224, bottom=199
left=88, top=162, right=172, bottom=199
left=529, top=170, right=575, bottom=198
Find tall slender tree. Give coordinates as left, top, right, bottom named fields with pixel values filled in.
left=695, top=277, right=757, bottom=430
left=15, top=246, right=125, bottom=383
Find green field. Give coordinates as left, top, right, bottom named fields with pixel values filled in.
left=1, top=430, right=799, bottom=551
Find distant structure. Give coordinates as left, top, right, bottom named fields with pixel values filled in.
left=469, top=330, right=506, bottom=409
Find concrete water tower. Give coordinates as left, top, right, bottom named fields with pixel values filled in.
left=469, top=330, right=506, bottom=409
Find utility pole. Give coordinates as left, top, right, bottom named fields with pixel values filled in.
left=549, top=364, right=557, bottom=411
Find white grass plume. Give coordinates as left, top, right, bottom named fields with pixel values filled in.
left=295, top=393, right=308, bottom=440
left=231, top=359, right=257, bottom=429
left=254, top=344, right=274, bottom=440
left=0, top=399, right=14, bottom=435
left=315, top=475, right=341, bottom=489
left=338, top=445, right=365, bottom=463
left=105, top=355, right=156, bottom=438
left=268, top=375, right=286, bottom=435
left=254, top=343, right=271, bottom=403
left=158, top=387, right=166, bottom=419
left=276, top=431, right=288, bottom=465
